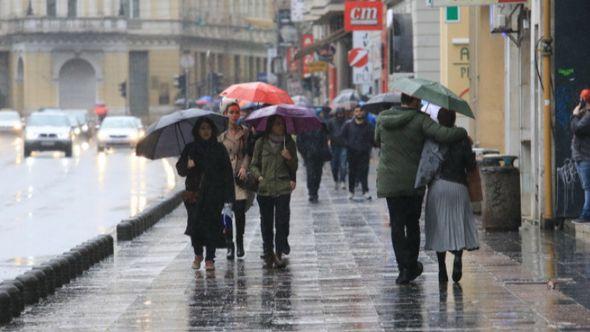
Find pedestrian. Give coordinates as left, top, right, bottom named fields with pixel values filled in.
left=571, top=88, right=590, bottom=222
left=94, top=103, right=108, bottom=123
left=375, top=93, right=467, bottom=284
left=423, top=108, right=479, bottom=283
left=249, top=115, right=298, bottom=268
left=176, top=117, right=235, bottom=271
left=219, top=101, right=251, bottom=259
left=327, top=108, right=348, bottom=190
left=341, top=105, right=375, bottom=200
left=297, top=118, right=331, bottom=203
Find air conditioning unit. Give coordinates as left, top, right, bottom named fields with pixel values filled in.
left=490, top=4, right=515, bottom=34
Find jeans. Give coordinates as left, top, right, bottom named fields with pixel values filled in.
left=225, top=200, right=246, bottom=245
left=191, top=235, right=216, bottom=261
left=305, top=157, right=324, bottom=197
left=257, top=194, right=291, bottom=255
left=348, top=149, right=370, bottom=193
left=576, top=161, right=590, bottom=220
left=386, top=196, right=424, bottom=271
left=330, top=145, right=347, bottom=183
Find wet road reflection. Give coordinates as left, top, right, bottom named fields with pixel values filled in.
left=0, top=134, right=177, bottom=280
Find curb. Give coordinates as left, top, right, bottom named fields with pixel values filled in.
left=0, top=234, right=114, bottom=326
left=116, top=191, right=182, bottom=241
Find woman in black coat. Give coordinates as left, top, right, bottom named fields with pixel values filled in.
left=176, top=117, right=235, bottom=271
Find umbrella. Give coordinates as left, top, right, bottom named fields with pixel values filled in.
left=390, top=78, right=474, bottom=118
left=135, top=108, right=227, bottom=160
left=331, top=89, right=362, bottom=110
left=292, top=95, right=312, bottom=107
left=244, top=104, right=323, bottom=134
left=220, top=82, right=294, bottom=105
left=362, top=92, right=402, bottom=114
left=195, top=96, right=212, bottom=105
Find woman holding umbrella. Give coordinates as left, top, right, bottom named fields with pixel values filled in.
left=176, top=118, right=235, bottom=271
left=249, top=115, right=298, bottom=268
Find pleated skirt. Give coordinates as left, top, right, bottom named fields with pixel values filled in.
left=424, top=179, right=480, bottom=252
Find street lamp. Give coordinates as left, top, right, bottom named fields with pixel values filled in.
left=180, top=53, right=195, bottom=109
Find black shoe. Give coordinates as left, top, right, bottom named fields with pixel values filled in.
left=284, top=242, right=290, bottom=255
left=274, top=253, right=287, bottom=269
left=439, top=270, right=449, bottom=283
left=396, top=269, right=410, bottom=285
left=408, top=261, right=423, bottom=282
left=236, top=239, right=245, bottom=258
left=226, top=243, right=235, bottom=260
left=452, top=256, right=462, bottom=283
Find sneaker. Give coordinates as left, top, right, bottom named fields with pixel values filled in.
left=205, top=260, right=215, bottom=271
left=348, top=192, right=354, bottom=200
left=192, top=255, right=203, bottom=269
left=341, top=182, right=347, bottom=190
left=363, top=192, right=372, bottom=200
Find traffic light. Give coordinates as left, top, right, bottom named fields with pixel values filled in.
left=174, top=74, right=187, bottom=98
left=118, top=81, right=127, bottom=98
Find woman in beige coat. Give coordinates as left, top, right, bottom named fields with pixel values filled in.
left=219, top=101, right=251, bottom=259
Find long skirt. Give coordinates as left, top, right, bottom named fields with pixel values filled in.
left=425, top=179, right=479, bottom=252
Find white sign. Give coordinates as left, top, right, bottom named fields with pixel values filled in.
left=180, top=54, right=195, bottom=69
left=291, top=0, right=305, bottom=22
left=427, top=0, right=528, bottom=6
left=352, top=31, right=381, bottom=85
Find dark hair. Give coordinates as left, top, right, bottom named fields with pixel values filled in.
left=437, top=108, right=456, bottom=128
left=264, top=115, right=285, bottom=134
left=191, top=117, right=219, bottom=140
left=225, top=102, right=240, bottom=114
left=401, top=93, right=419, bottom=106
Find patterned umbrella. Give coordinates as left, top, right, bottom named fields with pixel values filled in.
left=244, top=104, right=322, bottom=134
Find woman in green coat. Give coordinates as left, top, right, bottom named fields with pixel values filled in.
left=250, top=115, right=298, bottom=268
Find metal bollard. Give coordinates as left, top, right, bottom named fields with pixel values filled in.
left=480, top=155, right=522, bottom=231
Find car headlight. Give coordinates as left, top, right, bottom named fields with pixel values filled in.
left=74, top=128, right=81, bottom=135
left=82, top=124, right=89, bottom=132
left=13, top=123, right=22, bottom=130
left=129, top=132, right=138, bottom=141
left=98, top=132, right=108, bottom=141
left=25, top=131, right=36, bottom=140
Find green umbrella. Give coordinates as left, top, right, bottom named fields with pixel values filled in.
left=390, top=78, right=475, bottom=119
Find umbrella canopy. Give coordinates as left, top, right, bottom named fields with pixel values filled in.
left=195, top=96, right=212, bottom=105
left=244, top=104, right=322, bottom=134
left=292, top=95, right=312, bottom=107
left=331, top=89, right=363, bottom=110
left=220, top=82, right=294, bottom=105
left=362, top=92, right=402, bottom=114
left=135, top=108, right=228, bottom=160
left=390, top=78, right=474, bottom=118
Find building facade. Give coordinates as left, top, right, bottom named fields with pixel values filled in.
left=0, top=0, right=275, bottom=118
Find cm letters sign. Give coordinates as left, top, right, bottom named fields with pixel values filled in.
left=344, top=0, right=383, bottom=32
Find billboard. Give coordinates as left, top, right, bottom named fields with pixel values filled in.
left=344, top=1, right=383, bottom=31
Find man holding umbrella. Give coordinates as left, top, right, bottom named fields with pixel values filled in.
left=376, top=78, right=471, bottom=285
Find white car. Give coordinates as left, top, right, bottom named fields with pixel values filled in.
left=97, top=116, right=144, bottom=152
left=0, top=109, right=23, bottom=133
left=24, top=112, right=74, bottom=157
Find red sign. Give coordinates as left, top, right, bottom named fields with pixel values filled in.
left=348, top=48, right=369, bottom=68
left=344, top=0, right=383, bottom=31
left=302, top=34, right=314, bottom=74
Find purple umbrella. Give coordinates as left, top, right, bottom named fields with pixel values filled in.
left=244, top=104, right=323, bottom=134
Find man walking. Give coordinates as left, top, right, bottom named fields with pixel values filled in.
left=375, top=93, right=467, bottom=284
left=327, top=108, right=348, bottom=190
left=341, top=106, right=374, bottom=200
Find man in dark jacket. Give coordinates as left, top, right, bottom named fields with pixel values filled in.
left=341, top=105, right=375, bottom=200
left=327, top=108, right=348, bottom=190
left=375, top=93, right=467, bottom=285
left=571, top=89, right=590, bottom=222
left=297, top=125, right=330, bottom=203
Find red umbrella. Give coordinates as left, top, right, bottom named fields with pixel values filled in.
left=244, top=104, right=322, bottom=134
left=220, top=82, right=294, bottom=105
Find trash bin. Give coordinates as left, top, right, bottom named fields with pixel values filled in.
left=471, top=148, right=501, bottom=214
left=480, top=155, right=521, bottom=231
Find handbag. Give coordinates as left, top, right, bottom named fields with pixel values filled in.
left=466, top=165, right=483, bottom=202
left=181, top=190, right=199, bottom=204
left=235, top=171, right=259, bottom=192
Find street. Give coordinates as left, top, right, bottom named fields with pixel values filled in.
left=0, top=134, right=177, bottom=280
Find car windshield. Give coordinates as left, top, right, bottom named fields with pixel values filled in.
left=101, top=118, right=137, bottom=129
left=0, top=112, right=19, bottom=121
left=27, top=114, right=70, bottom=127
left=67, top=115, right=79, bottom=125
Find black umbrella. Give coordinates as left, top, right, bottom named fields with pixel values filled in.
left=362, top=92, right=402, bottom=114
left=136, top=108, right=227, bottom=160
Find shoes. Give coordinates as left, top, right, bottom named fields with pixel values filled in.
left=309, top=195, right=318, bottom=203
left=363, top=192, right=372, bottom=200
left=226, top=243, right=235, bottom=260
left=192, top=255, right=203, bottom=269
left=407, top=261, right=423, bottom=282
left=348, top=192, right=354, bottom=200
left=439, top=270, right=449, bottom=283
left=236, top=239, right=245, bottom=258
left=396, top=269, right=409, bottom=284
left=341, top=182, right=347, bottom=190
left=274, top=253, right=287, bottom=269
left=284, top=242, right=291, bottom=255
left=205, top=260, right=215, bottom=271
left=452, top=256, right=462, bottom=283
left=573, top=218, right=590, bottom=224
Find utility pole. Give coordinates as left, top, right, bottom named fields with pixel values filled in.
left=541, top=0, right=554, bottom=226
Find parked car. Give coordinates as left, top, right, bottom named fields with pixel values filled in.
left=96, top=116, right=144, bottom=152
left=24, top=112, right=74, bottom=157
left=0, top=109, right=23, bottom=134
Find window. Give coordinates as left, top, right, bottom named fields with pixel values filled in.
left=47, top=0, right=57, bottom=17
left=67, top=0, right=77, bottom=18
left=121, top=0, right=140, bottom=18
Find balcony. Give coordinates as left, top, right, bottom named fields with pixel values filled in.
left=0, top=17, right=128, bottom=36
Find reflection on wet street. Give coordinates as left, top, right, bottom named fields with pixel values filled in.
left=4, top=165, right=590, bottom=331
left=0, top=134, right=177, bottom=280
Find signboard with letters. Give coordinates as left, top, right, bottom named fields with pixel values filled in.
left=344, top=0, right=383, bottom=31
left=352, top=31, right=373, bottom=84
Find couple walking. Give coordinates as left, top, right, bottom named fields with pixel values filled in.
left=376, top=93, right=479, bottom=284
left=176, top=101, right=297, bottom=271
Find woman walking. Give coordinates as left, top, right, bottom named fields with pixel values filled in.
left=176, top=118, right=235, bottom=271
left=219, top=101, right=252, bottom=259
left=250, top=115, right=298, bottom=268
left=424, top=108, right=479, bottom=283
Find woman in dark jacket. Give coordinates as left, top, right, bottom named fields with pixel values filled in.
left=297, top=122, right=330, bottom=203
left=424, top=108, right=479, bottom=284
left=176, top=117, right=235, bottom=271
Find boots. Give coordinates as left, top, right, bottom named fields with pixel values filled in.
left=437, top=252, right=448, bottom=283
left=226, top=241, right=235, bottom=260
left=236, top=236, right=245, bottom=258
left=452, top=250, right=463, bottom=283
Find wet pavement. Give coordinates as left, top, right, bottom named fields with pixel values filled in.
left=0, top=134, right=177, bottom=280
left=3, top=161, right=590, bottom=330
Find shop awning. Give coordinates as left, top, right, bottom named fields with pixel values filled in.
left=293, top=29, right=350, bottom=60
